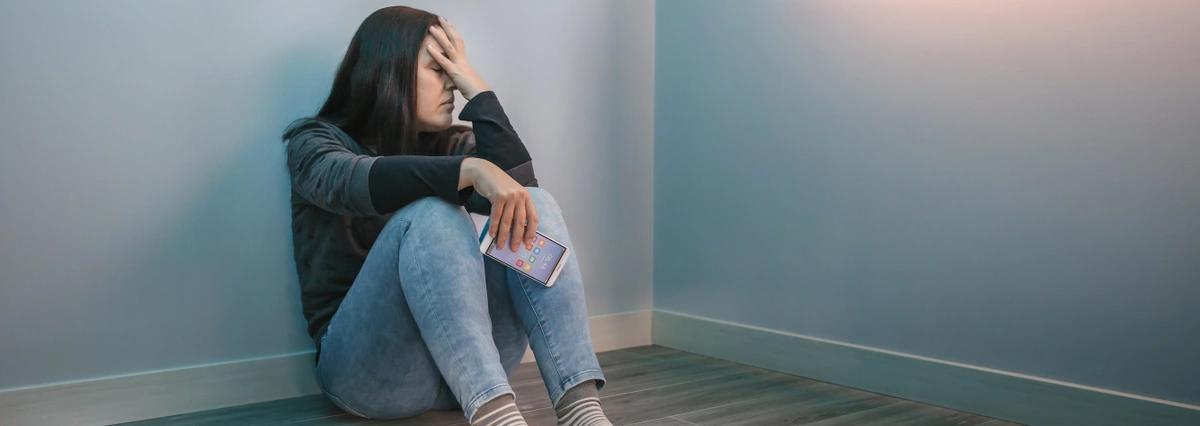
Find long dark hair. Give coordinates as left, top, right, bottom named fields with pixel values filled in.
left=283, top=5, right=462, bottom=156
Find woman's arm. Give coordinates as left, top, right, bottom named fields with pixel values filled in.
left=366, top=154, right=475, bottom=214
left=426, top=18, right=540, bottom=216
left=285, top=124, right=471, bottom=216
left=457, top=90, right=537, bottom=184
left=453, top=90, right=539, bottom=215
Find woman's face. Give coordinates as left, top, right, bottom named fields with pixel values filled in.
left=414, top=33, right=456, bottom=132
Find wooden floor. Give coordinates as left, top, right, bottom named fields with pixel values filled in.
left=120, top=345, right=1023, bottom=425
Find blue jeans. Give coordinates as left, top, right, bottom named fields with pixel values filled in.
left=314, top=187, right=606, bottom=421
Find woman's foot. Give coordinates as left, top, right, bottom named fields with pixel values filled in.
left=554, top=380, right=612, bottom=426
left=471, top=393, right=526, bottom=426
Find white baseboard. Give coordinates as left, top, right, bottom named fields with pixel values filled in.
left=0, top=308, right=652, bottom=426
left=651, top=308, right=1200, bottom=426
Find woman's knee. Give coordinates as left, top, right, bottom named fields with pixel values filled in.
left=525, top=187, right=561, bottom=216
left=389, top=196, right=472, bottom=233
left=401, top=195, right=463, bottom=218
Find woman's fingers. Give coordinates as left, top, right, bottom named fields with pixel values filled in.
left=524, top=198, right=539, bottom=245
left=428, top=25, right=457, bottom=60
left=497, top=195, right=517, bottom=251
left=489, top=198, right=503, bottom=240
left=512, top=197, right=527, bottom=251
left=426, top=43, right=451, bottom=68
left=438, top=16, right=465, bottom=52
left=435, top=16, right=456, bottom=47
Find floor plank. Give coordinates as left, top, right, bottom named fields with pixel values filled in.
left=117, top=345, right=1022, bottom=426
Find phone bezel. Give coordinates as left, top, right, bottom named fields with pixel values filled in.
left=478, top=223, right=570, bottom=287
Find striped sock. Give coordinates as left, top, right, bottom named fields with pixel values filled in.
left=470, top=393, right=526, bottom=426
left=554, top=380, right=612, bottom=426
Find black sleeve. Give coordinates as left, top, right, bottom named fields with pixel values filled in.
left=367, top=155, right=470, bottom=215
left=454, top=90, right=539, bottom=215
left=366, top=90, right=537, bottom=216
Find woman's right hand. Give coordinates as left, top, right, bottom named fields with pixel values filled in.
left=464, top=158, right=539, bottom=252
left=427, top=16, right=491, bottom=100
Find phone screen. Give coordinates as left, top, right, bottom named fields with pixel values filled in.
left=483, top=230, right=567, bottom=284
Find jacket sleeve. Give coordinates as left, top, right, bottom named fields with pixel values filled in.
left=285, top=125, right=468, bottom=217
left=454, top=90, right=540, bottom=215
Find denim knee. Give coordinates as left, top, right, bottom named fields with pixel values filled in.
left=525, top=187, right=561, bottom=215
left=399, top=195, right=463, bottom=218
left=372, top=196, right=466, bottom=247
left=392, top=196, right=475, bottom=231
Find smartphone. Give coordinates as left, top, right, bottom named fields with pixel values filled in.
left=478, top=219, right=570, bottom=288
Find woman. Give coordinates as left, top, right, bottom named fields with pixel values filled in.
left=281, top=6, right=610, bottom=426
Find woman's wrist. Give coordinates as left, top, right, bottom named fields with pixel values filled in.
left=459, top=157, right=481, bottom=190
left=459, top=157, right=499, bottom=189
left=463, top=85, right=490, bottom=101
left=459, top=71, right=491, bottom=100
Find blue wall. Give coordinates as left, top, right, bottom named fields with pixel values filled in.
left=655, top=0, right=1199, bottom=404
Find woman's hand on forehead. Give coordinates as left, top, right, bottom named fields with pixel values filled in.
left=427, top=16, right=490, bottom=100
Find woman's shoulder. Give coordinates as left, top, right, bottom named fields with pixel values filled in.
left=280, top=116, right=384, bottom=157
left=282, top=117, right=342, bottom=142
